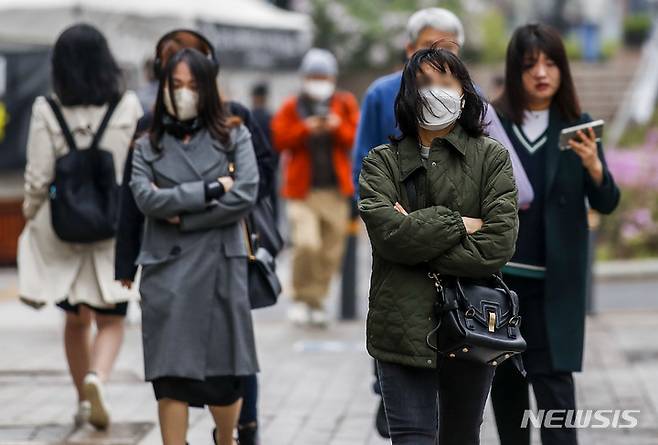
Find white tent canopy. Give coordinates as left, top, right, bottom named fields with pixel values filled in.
left=0, top=0, right=312, bottom=66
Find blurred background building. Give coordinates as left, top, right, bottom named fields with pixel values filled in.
left=0, top=0, right=657, bottom=266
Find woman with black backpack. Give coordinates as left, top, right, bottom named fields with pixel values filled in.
left=17, top=24, right=143, bottom=429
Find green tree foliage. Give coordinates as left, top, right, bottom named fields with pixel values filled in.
left=308, top=0, right=463, bottom=69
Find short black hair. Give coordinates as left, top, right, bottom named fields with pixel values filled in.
left=52, top=24, right=124, bottom=106
left=393, top=46, right=485, bottom=143
left=494, top=23, right=581, bottom=125
left=252, top=83, right=269, bottom=97
left=150, top=48, right=230, bottom=148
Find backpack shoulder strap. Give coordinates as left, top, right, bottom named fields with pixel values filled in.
left=90, top=98, right=120, bottom=149
left=45, top=97, right=78, bottom=152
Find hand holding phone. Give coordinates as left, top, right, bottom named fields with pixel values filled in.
left=559, top=119, right=604, bottom=151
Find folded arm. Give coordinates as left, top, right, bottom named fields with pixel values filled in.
left=358, top=153, right=466, bottom=265
left=130, top=144, right=207, bottom=219
left=179, top=127, right=259, bottom=232
left=428, top=148, right=519, bottom=277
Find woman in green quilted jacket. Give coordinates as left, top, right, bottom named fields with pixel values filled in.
left=358, top=46, right=519, bottom=444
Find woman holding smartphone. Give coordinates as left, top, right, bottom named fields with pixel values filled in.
left=490, top=24, right=620, bottom=445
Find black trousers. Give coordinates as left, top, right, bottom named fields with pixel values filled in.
left=491, top=361, right=577, bottom=445
left=377, top=358, right=495, bottom=445
left=491, top=274, right=578, bottom=445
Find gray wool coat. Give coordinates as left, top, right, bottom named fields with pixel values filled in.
left=130, top=125, right=259, bottom=381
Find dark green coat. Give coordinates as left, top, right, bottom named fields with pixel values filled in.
left=358, top=124, right=519, bottom=369
left=499, top=109, right=620, bottom=372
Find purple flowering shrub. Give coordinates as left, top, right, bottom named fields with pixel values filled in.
left=597, top=131, right=658, bottom=259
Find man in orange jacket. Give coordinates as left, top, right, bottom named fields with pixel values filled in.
left=272, top=48, right=359, bottom=327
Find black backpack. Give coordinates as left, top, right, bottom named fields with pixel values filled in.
left=46, top=97, right=120, bottom=243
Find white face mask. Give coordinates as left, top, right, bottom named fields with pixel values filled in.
left=164, top=87, right=199, bottom=121
left=303, top=79, right=335, bottom=101
left=418, top=86, right=464, bottom=131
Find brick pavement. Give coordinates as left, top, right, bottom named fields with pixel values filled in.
left=0, top=296, right=657, bottom=444
left=0, top=234, right=657, bottom=444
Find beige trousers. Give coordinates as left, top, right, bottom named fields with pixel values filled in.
left=287, top=189, right=349, bottom=309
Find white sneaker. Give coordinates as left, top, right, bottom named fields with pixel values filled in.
left=309, top=308, right=329, bottom=328
left=73, top=400, right=91, bottom=428
left=83, top=373, right=110, bottom=430
left=287, top=302, right=310, bottom=325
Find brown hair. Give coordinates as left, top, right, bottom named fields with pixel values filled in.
left=159, top=32, right=213, bottom=67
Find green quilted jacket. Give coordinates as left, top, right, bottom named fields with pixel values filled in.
left=358, top=124, right=519, bottom=369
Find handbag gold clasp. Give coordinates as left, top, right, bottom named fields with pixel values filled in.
left=488, top=312, right=496, bottom=333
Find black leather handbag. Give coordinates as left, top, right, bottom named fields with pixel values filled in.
left=241, top=201, right=283, bottom=309
left=426, top=272, right=527, bottom=373
left=46, top=97, right=119, bottom=243
left=227, top=145, right=283, bottom=310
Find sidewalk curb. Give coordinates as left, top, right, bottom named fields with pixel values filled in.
left=595, top=259, right=658, bottom=282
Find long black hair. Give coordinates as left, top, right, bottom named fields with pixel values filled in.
left=494, top=23, right=581, bottom=125
left=150, top=48, right=230, bottom=148
left=393, top=46, right=485, bottom=143
left=52, top=24, right=124, bottom=106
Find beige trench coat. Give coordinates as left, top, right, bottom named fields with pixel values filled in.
left=17, top=92, right=143, bottom=307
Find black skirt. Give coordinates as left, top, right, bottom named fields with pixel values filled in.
left=152, top=375, right=243, bottom=408
left=56, top=299, right=128, bottom=317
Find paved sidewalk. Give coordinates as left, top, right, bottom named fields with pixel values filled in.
left=1, top=235, right=658, bottom=444
left=1, top=298, right=658, bottom=444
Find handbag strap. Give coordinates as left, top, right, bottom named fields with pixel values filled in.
left=491, top=273, right=520, bottom=320
left=225, top=138, right=259, bottom=252
left=403, top=175, right=418, bottom=212
left=226, top=141, right=237, bottom=178
left=396, top=144, right=424, bottom=212
left=453, top=274, right=521, bottom=322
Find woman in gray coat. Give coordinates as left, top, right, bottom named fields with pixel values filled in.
left=130, top=48, right=259, bottom=445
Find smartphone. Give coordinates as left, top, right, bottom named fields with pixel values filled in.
left=559, top=119, right=604, bottom=151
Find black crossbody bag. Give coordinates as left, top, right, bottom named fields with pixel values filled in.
left=403, top=166, right=527, bottom=375
left=226, top=146, right=283, bottom=309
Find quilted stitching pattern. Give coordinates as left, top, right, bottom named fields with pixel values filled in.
left=359, top=127, right=519, bottom=368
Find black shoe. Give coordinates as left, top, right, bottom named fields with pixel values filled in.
left=212, top=428, right=217, bottom=445
left=375, top=399, right=390, bottom=438
left=237, top=423, right=259, bottom=445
